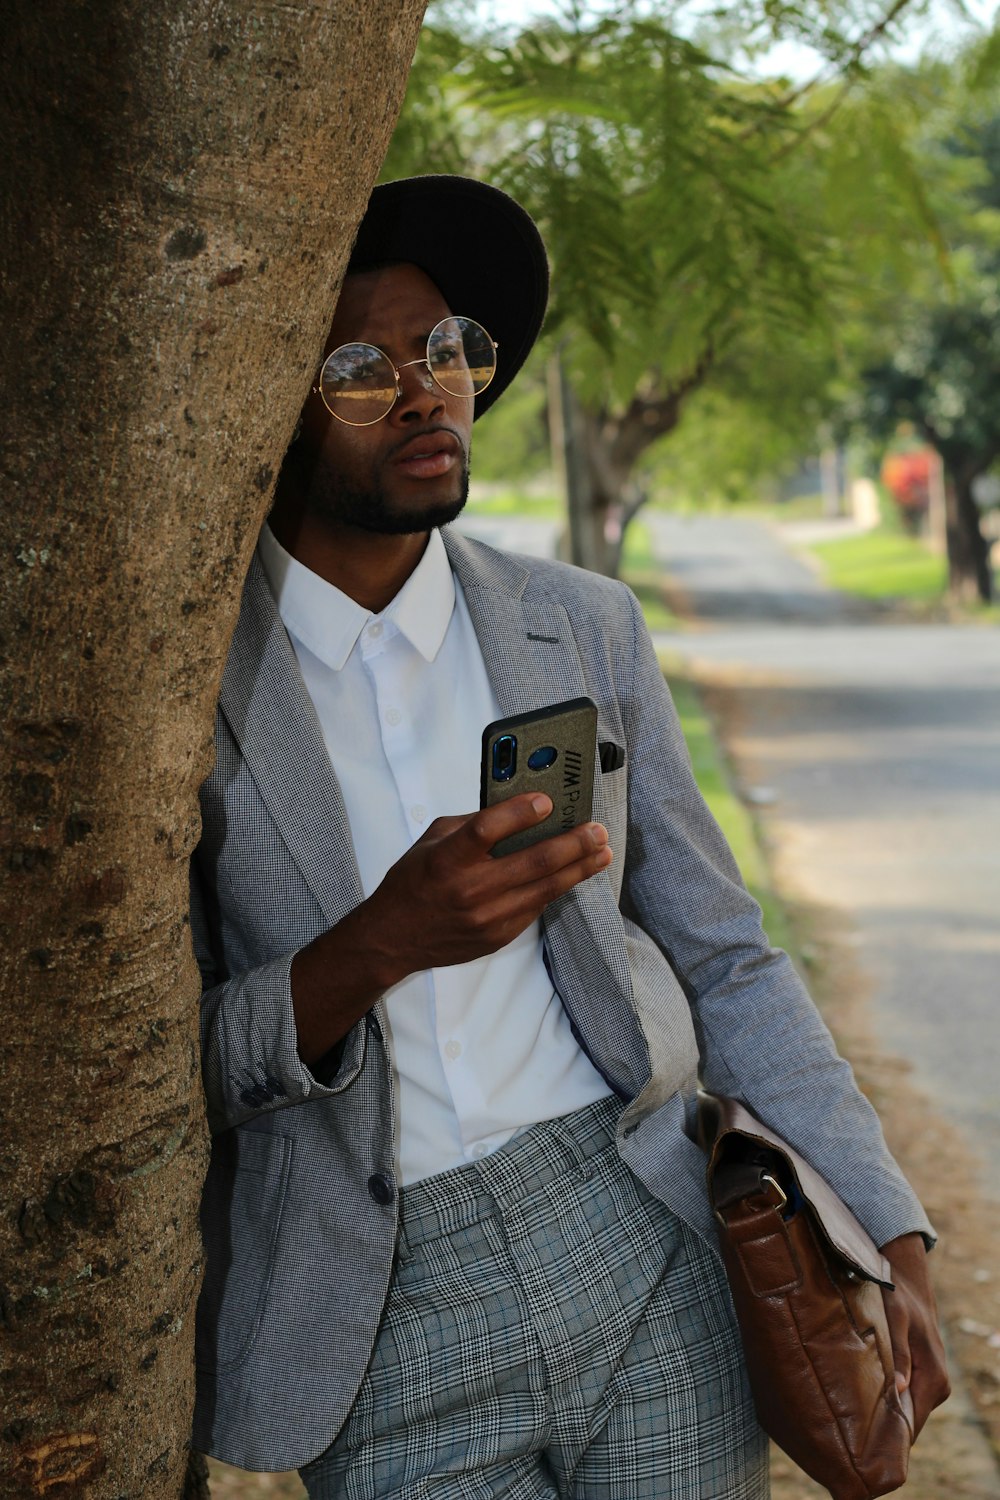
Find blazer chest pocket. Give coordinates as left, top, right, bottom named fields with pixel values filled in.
left=196, top=1127, right=293, bottom=1374
left=593, top=755, right=627, bottom=896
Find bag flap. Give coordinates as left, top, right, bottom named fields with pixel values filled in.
left=699, top=1093, right=894, bottom=1288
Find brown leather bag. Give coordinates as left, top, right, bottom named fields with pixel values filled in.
left=698, top=1094, right=914, bottom=1500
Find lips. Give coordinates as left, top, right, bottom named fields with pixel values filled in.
left=392, top=429, right=462, bottom=481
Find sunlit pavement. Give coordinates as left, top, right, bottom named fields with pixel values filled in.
left=647, top=511, right=1000, bottom=1196
left=455, top=512, right=562, bottom=558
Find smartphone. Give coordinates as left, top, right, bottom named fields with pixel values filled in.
left=480, top=696, right=598, bottom=857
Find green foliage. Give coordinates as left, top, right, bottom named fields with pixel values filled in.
left=843, top=91, right=1000, bottom=484
left=464, top=485, right=562, bottom=518
left=385, top=0, right=1000, bottom=580
left=386, top=4, right=839, bottom=410
left=639, top=330, right=840, bottom=503
left=469, top=356, right=552, bottom=481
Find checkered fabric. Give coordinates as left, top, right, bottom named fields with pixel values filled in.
left=299, top=1097, right=768, bottom=1500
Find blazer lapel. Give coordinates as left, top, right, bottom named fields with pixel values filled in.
left=444, top=529, right=640, bottom=1092
left=218, top=554, right=364, bottom=927
left=443, top=529, right=590, bottom=713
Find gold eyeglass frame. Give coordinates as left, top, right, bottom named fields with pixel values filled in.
left=313, top=316, right=499, bottom=427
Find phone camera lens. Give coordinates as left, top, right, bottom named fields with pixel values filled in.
left=493, top=734, right=517, bottom=782
left=527, top=745, right=558, bottom=771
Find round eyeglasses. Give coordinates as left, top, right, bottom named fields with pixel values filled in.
left=315, top=316, right=498, bottom=426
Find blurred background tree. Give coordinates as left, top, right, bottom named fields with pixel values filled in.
left=380, top=0, right=999, bottom=600
left=843, top=79, right=1000, bottom=601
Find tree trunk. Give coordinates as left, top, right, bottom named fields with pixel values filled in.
left=0, top=4, right=426, bottom=1497
left=945, top=472, right=994, bottom=604
left=551, top=358, right=605, bottom=573
left=558, top=358, right=712, bottom=579
left=606, top=481, right=651, bottom=581
left=820, top=444, right=844, bottom=519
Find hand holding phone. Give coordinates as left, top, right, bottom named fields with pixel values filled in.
left=480, top=696, right=598, bottom=857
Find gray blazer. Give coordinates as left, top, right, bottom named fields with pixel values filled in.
left=191, top=528, right=930, bottom=1472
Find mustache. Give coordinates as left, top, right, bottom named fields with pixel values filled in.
left=385, top=424, right=467, bottom=462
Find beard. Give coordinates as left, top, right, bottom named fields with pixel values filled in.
left=319, top=464, right=470, bottom=536
left=283, top=438, right=470, bottom=537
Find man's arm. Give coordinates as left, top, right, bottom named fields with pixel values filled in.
left=290, top=791, right=611, bottom=1065
left=193, top=789, right=611, bottom=1130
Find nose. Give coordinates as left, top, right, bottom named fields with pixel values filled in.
left=390, top=359, right=445, bottom=425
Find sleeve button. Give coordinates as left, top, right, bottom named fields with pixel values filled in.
left=367, top=1172, right=395, bottom=1205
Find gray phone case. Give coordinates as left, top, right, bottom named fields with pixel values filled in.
left=480, top=696, right=598, bottom=857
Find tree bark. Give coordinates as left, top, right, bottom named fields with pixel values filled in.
left=560, top=357, right=713, bottom=578
left=0, top=4, right=426, bottom=1497
left=945, top=472, right=994, bottom=604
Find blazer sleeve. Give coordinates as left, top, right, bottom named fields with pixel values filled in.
left=190, top=856, right=367, bottom=1135
left=615, top=586, right=934, bottom=1249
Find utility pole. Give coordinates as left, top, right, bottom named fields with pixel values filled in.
left=548, top=352, right=601, bottom=571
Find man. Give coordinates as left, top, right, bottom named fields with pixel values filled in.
left=191, top=176, right=948, bottom=1497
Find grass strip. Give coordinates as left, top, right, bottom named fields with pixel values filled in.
left=806, top=527, right=946, bottom=601
left=620, top=521, right=682, bottom=631
left=662, top=667, right=796, bottom=959
left=620, top=537, right=797, bottom=960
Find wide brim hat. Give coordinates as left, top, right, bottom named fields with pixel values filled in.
left=347, top=175, right=549, bottom=420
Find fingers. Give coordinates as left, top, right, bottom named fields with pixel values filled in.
left=434, top=816, right=611, bottom=922
left=883, top=1287, right=912, bottom=1386
left=907, top=1310, right=951, bottom=1435
left=455, top=793, right=611, bottom=878
left=451, top=840, right=614, bottom=953
left=497, top=828, right=612, bottom=909
left=880, top=1234, right=951, bottom=1438
left=458, top=792, right=555, bottom=854
left=369, top=796, right=614, bottom=981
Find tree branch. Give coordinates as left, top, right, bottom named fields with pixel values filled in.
left=609, top=349, right=715, bottom=473
left=742, top=0, right=918, bottom=139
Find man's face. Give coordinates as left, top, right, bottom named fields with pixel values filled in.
left=298, top=263, right=475, bottom=537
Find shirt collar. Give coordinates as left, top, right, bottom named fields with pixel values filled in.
left=257, top=522, right=455, bottom=670
left=389, top=528, right=455, bottom=663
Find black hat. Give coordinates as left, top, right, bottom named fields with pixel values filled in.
left=347, top=175, right=549, bottom=420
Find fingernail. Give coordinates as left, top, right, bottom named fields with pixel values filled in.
left=531, top=795, right=551, bottom=815
left=589, top=824, right=609, bottom=847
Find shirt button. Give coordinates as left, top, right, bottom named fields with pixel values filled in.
left=444, top=1039, right=462, bottom=1061
left=472, top=1143, right=489, bottom=1159
left=385, top=708, right=402, bottom=727
left=368, top=621, right=383, bottom=638
left=411, top=804, right=427, bottom=824
left=367, top=1172, right=395, bottom=1205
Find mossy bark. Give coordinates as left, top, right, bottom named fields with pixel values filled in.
left=0, top=3, right=426, bottom=1495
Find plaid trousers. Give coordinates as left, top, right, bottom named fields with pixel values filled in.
left=300, top=1096, right=768, bottom=1500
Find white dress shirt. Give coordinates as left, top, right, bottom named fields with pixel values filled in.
left=258, top=523, right=610, bottom=1184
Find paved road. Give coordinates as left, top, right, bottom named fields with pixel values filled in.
left=647, top=513, right=1000, bottom=1197
left=456, top=513, right=562, bottom=559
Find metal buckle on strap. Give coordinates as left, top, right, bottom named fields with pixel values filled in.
left=760, top=1172, right=788, bottom=1213
left=713, top=1169, right=790, bottom=1228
